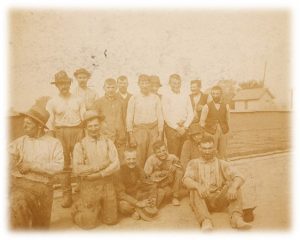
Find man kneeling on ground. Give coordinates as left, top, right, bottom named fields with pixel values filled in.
left=144, top=140, right=184, bottom=207
left=183, top=136, right=252, bottom=231
left=116, top=148, right=158, bottom=221
left=71, top=110, right=120, bottom=229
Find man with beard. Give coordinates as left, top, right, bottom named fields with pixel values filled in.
left=92, top=78, right=126, bottom=164
left=200, top=85, right=230, bottom=160
left=116, top=148, right=158, bottom=221
left=180, top=123, right=203, bottom=171
left=144, top=141, right=183, bottom=206
left=9, top=105, right=64, bottom=229
left=72, top=68, right=98, bottom=110
left=46, top=70, right=85, bottom=207
left=189, top=80, right=208, bottom=123
left=183, top=136, right=252, bottom=231
left=126, top=74, right=164, bottom=167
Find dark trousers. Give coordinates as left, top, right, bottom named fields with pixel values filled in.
left=10, top=178, right=53, bottom=229
left=164, top=124, right=187, bottom=158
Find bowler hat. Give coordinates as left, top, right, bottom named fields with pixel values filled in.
left=83, top=110, right=105, bottom=124
left=74, top=68, right=91, bottom=78
left=188, top=123, right=203, bottom=136
left=51, top=70, right=72, bottom=85
left=20, top=105, right=50, bottom=129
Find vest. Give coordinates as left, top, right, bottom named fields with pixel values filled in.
left=190, top=93, right=208, bottom=123
left=204, top=101, right=229, bottom=134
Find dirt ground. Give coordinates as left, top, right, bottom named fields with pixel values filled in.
left=50, top=152, right=290, bottom=231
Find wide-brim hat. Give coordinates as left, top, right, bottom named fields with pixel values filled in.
left=74, top=68, right=91, bottom=78
left=188, top=123, right=203, bottom=136
left=51, top=70, right=72, bottom=85
left=83, top=110, right=105, bottom=124
left=20, top=105, right=50, bottom=129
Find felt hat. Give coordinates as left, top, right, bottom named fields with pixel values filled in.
left=51, top=70, right=72, bottom=85
left=20, top=105, right=50, bottom=129
left=74, top=68, right=91, bottom=78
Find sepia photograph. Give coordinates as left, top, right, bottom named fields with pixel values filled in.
left=1, top=0, right=297, bottom=237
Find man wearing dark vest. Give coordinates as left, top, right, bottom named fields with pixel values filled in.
left=200, top=86, right=230, bottom=160
left=189, top=80, right=208, bottom=123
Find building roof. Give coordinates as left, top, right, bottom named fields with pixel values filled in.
left=233, top=88, right=274, bottom=101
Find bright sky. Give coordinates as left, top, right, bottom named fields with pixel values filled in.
left=9, top=10, right=290, bottom=111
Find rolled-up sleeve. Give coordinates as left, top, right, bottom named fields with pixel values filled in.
left=100, top=139, right=120, bottom=177
left=220, top=160, right=244, bottom=182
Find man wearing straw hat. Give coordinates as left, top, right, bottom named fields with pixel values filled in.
left=9, top=104, right=64, bottom=229
left=46, top=70, right=86, bottom=208
left=71, top=110, right=120, bottom=229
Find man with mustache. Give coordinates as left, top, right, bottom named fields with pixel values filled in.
left=46, top=70, right=86, bottom=208
left=72, top=68, right=98, bottom=110
left=200, top=85, right=230, bottom=160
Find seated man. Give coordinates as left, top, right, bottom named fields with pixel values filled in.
left=183, top=136, right=252, bottom=231
left=9, top=105, right=64, bottom=229
left=116, top=148, right=158, bottom=221
left=72, top=110, right=120, bottom=229
left=144, top=140, right=183, bottom=207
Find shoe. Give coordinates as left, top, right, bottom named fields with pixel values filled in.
left=201, top=219, right=213, bottom=231
left=172, top=198, right=180, bottom=206
left=61, top=194, right=73, bottom=208
left=231, top=215, right=252, bottom=230
left=243, top=208, right=255, bottom=222
left=131, top=211, right=140, bottom=220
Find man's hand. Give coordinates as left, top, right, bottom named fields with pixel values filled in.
left=17, top=162, right=31, bottom=174
left=136, top=199, right=151, bottom=208
left=197, top=185, right=209, bottom=199
left=226, top=186, right=238, bottom=200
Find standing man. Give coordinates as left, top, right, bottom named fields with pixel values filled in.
left=144, top=141, right=183, bottom=206
left=161, top=74, right=194, bottom=157
left=117, top=75, right=132, bottom=121
left=9, top=105, right=64, bottom=229
left=126, top=74, right=164, bottom=167
left=183, top=136, right=251, bottom=231
left=116, top=148, right=158, bottom=221
left=72, top=110, right=120, bottom=229
left=46, top=70, right=86, bottom=208
left=73, top=68, right=98, bottom=110
left=200, top=85, right=230, bottom=160
left=189, top=80, right=208, bottom=123
left=92, top=78, right=126, bottom=164
left=150, top=75, right=162, bottom=98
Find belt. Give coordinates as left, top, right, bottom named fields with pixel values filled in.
left=133, top=121, right=158, bottom=130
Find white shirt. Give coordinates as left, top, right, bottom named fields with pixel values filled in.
left=161, top=88, right=194, bottom=129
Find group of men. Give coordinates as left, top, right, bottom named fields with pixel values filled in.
left=9, top=68, right=253, bottom=231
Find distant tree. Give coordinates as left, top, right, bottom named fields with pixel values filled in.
left=238, top=80, right=264, bottom=89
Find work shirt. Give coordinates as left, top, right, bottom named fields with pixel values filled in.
left=72, top=86, right=98, bottom=110
left=92, top=95, right=126, bottom=143
left=9, top=135, right=64, bottom=183
left=126, top=93, right=164, bottom=132
left=72, top=135, right=120, bottom=177
left=46, top=94, right=86, bottom=130
left=183, top=157, right=244, bottom=193
left=161, top=88, right=194, bottom=130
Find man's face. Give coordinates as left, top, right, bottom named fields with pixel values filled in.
left=138, top=80, right=151, bottom=95
left=199, top=141, right=215, bottom=161
left=76, top=73, right=89, bottom=88
left=117, top=79, right=128, bottom=93
left=191, top=133, right=203, bottom=144
left=86, top=118, right=101, bottom=138
left=154, top=145, right=168, bottom=161
left=151, top=84, right=160, bottom=94
left=211, top=89, right=222, bottom=103
left=190, top=83, right=201, bottom=95
left=104, top=83, right=117, bottom=97
left=169, top=78, right=181, bottom=93
left=23, top=117, right=39, bottom=137
left=125, top=151, right=137, bottom=169
left=56, top=81, right=71, bottom=95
